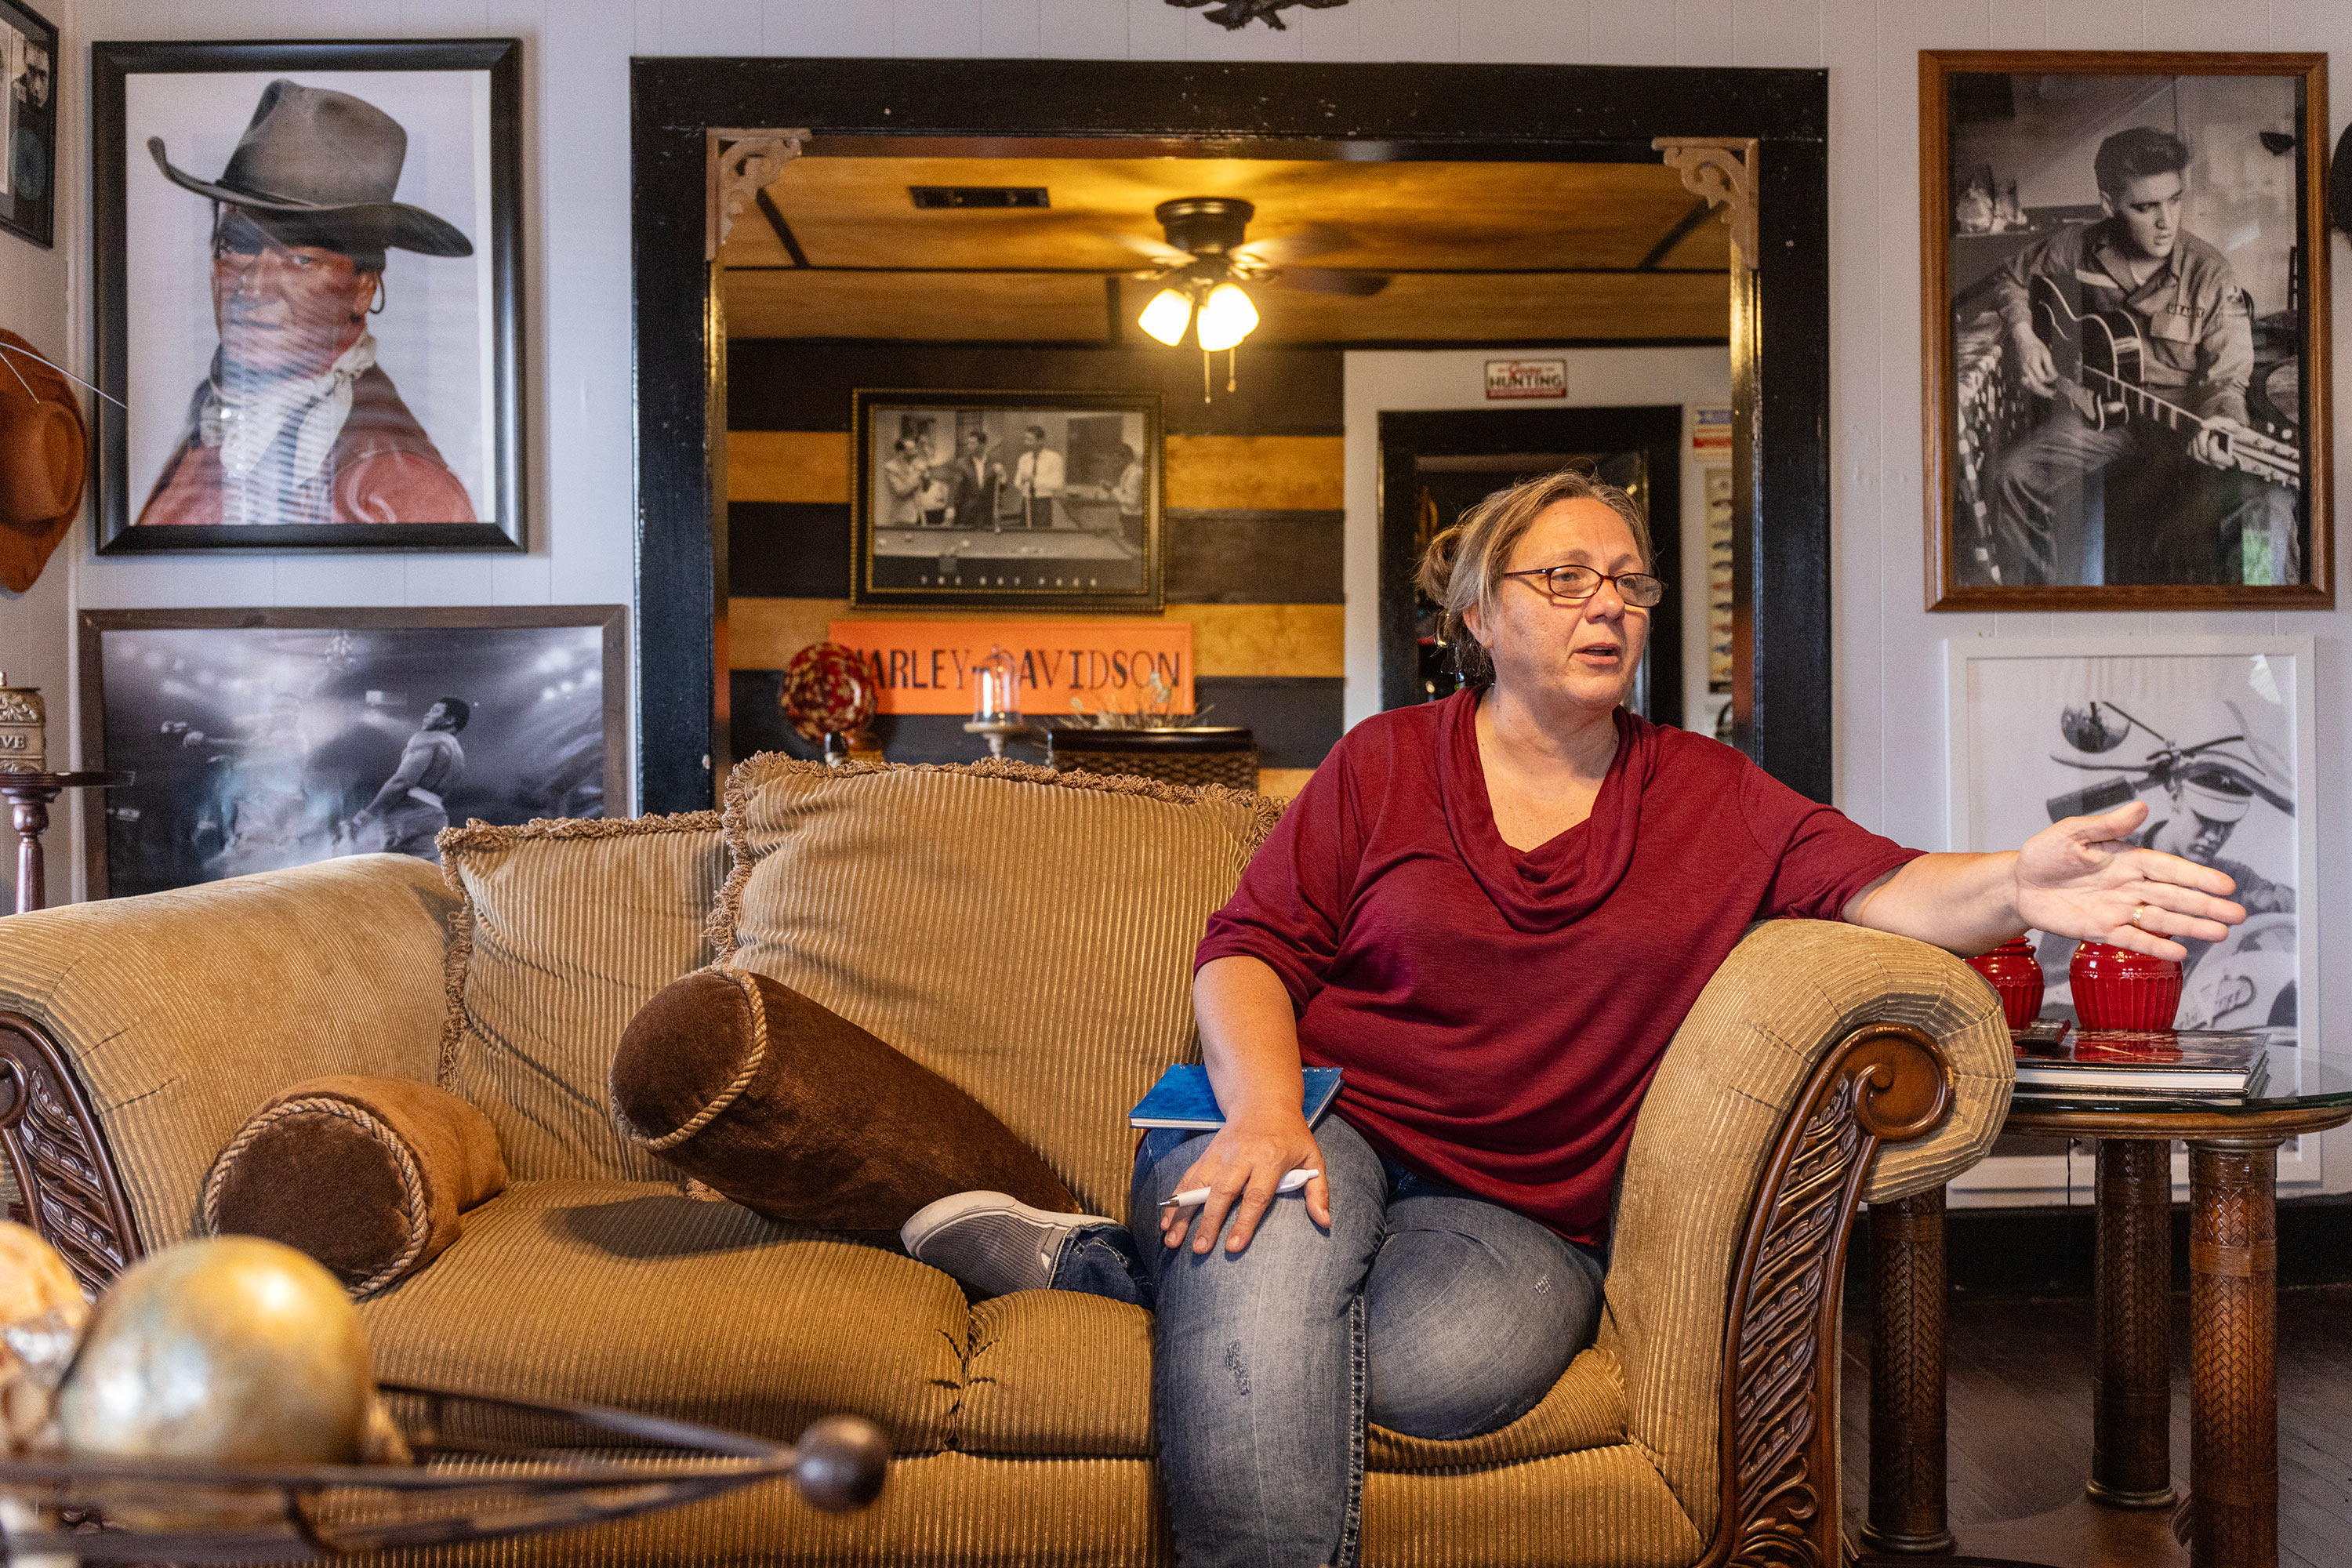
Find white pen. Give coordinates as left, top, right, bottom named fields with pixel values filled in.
left=1160, top=1169, right=1322, bottom=1209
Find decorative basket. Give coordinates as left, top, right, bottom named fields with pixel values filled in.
left=1044, top=726, right=1258, bottom=791
left=0, top=1383, right=887, bottom=1563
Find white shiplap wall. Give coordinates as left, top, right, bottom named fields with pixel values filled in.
left=11, top=0, right=2350, bottom=1191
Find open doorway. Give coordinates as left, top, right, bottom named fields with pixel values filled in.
left=631, top=60, right=1830, bottom=815
left=1376, top=405, right=1688, bottom=727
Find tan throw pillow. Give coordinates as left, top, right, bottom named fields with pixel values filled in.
left=611, top=966, right=1082, bottom=1234
left=204, top=1076, right=506, bottom=1298
left=438, top=813, right=728, bottom=1181
left=712, top=757, right=1280, bottom=1218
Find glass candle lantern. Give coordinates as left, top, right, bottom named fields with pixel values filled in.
left=972, top=646, right=1022, bottom=727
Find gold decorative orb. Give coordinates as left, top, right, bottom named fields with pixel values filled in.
left=59, top=1236, right=374, bottom=1471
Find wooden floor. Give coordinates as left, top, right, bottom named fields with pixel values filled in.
left=1838, top=1285, right=2352, bottom=1568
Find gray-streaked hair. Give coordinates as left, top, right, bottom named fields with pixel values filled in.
left=1414, top=465, right=1655, bottom=687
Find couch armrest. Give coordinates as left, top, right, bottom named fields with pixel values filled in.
left=1596, top=920, right=2011, bottom=1555
left=0, top=855, right=457, bottom=1290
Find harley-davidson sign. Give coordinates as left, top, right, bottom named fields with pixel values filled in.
left=826, top=620, right=1196, bottom=716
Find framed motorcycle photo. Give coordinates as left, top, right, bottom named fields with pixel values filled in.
left=1946, top=635, right=2314, bottom=1037
left=1922, top=51, right=2332, bottom=610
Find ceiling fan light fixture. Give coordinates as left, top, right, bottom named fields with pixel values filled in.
left=1138, top=286, right=1195, bottom=347
left=1195, top=281, right=1258, bottom=351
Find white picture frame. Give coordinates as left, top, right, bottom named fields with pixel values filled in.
left=1944, top=634, right=2321, bottom=1203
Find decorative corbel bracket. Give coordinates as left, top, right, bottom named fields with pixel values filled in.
left=1653, top=137, right=1760, bottom=274
left=707, top=129, right=808, bottom=261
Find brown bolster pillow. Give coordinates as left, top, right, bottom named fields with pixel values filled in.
left=610, top=966, right=1080, bottom=1234
left=203, top=1076, right=507, bottom=1298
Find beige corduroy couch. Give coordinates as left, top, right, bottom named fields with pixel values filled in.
left=0, top=757, right=2013, bottom=1566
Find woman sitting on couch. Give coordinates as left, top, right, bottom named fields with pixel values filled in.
left=904, top=466, right=2241, bottom=1568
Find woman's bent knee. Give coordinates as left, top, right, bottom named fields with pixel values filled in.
left=1362, top=1222, right=1602, bottom=1440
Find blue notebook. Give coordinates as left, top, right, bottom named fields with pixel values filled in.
left=1128, top=1065, right=1344, bottom=1130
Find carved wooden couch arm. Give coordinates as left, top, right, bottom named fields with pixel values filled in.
left=0, top=855, right=457, bottom=1294
left=1596, top=920, right=2013, bottom=1566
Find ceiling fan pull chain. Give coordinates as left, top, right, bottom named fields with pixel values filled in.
left=1203, top=349, right=1213, bottom=404
left=1227, top=347, right=1237, bottom=394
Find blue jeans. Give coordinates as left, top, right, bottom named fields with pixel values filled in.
left=1049, top=1116, right=1606, bottom=1568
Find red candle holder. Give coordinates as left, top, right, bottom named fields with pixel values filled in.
left=2068, top=941, right=2182, bottom=1032
left=1965, top=935, right=2045, bottom=1031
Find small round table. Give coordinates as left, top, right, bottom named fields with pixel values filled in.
left=0, top=771, right=132, bottom=913
left=1862, top=1044, right=2352, bottom=1568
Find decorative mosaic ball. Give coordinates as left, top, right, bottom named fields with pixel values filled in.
left=780, top=641, right=878, bottom=745
left=59, top=1236, right=372, bottom=1471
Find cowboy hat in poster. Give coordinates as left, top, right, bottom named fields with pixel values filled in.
left=92, top=41, right=522, bottom=552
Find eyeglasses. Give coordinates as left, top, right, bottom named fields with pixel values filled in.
left=1498, top=564, right=1668, bottom=608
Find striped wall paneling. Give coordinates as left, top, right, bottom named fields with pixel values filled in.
left=724, top=343, right=1348, bottom=792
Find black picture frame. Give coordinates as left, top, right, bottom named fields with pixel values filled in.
left=1921, top=50, right=2332, bottom=611
left=90, top=38, right=526, bottom=553
left=848, top=387, right=1165, bottom=612
left=0, top=0, right=58, bottom=249
left=77, top=604, right=624, bottom=899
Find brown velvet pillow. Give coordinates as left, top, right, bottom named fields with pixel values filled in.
left=203, top=1076, right=508, bottom=1297
left=610, top=966, right=1082, bottom=1234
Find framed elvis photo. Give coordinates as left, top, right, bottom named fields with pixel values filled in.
left=848, top=388, right=1164, bottom=612
left=0, top=0, right=57, bottom=248
left=91, top=39, right=524, bottom=553
left=78, top=605, right=622, bottom=899
left=1922, top=52, right=2331, bottom=611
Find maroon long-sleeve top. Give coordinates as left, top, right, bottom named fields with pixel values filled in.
left=1196, top=690, right=1923, bottom=1244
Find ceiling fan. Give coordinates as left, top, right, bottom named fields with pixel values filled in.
left=1110, top=197, right=1390, bottom=356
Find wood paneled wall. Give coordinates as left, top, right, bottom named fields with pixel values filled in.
left=725, top=342, right=1349, bottom=796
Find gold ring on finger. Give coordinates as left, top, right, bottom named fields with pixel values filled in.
left=2129, top=903, right=2153, bottom=931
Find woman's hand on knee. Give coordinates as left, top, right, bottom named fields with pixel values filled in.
left=1161, top=1115, right=1329, bottom=1255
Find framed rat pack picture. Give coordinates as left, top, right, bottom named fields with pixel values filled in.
left=91, top=39, right=524, bottom=552
left=1922, top=52, right=2330, bottom=611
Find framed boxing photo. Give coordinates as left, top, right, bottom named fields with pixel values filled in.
left=1922, top=52, right=2332, bottom=611
left=90, top=39, right=524, bottom=553
left=78, top=606, right=622, bottom=900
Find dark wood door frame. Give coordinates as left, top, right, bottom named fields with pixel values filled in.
left=632, top=60, right=1830, bottom=814
left=1377, top=405, right=1686, bottom=724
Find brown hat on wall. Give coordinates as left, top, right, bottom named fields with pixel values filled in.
left=0, top=330, right=88, bottom=594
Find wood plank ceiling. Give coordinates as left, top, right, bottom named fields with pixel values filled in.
left=721, top=155, right=1730, bottom=344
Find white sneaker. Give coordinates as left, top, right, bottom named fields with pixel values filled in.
left=899, top=1191, right=1115, bottom=1298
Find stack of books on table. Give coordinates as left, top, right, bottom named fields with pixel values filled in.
left=2011, top=1019, right=2270, bottom=1100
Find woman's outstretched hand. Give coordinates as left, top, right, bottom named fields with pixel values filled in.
left=1160, top=1112, right=1330, bottom=1256
left=2013, top=800, right=2245, bottom=961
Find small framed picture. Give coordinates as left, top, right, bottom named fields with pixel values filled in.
left=1922, top=52, right=2331, bottom=609
left=91, top=39, right=524, bottom=551
left=0, top=0, right=57, bottom=248
left=78, top=607, right=622, bottom=898
left=849, top=388, right=1164, bottom=612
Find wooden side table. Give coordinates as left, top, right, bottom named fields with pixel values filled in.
left=0, top=771, right=132, bottom=913
left=1860, top=1044, right=2352, bottom=1568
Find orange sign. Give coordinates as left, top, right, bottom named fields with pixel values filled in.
left=826, top=621, right=1196, bottom=717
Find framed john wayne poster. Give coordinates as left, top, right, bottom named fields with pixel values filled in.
left=92, top=40, right=524, bottom=552
left=1922, top=52, right=2331, bottom=611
